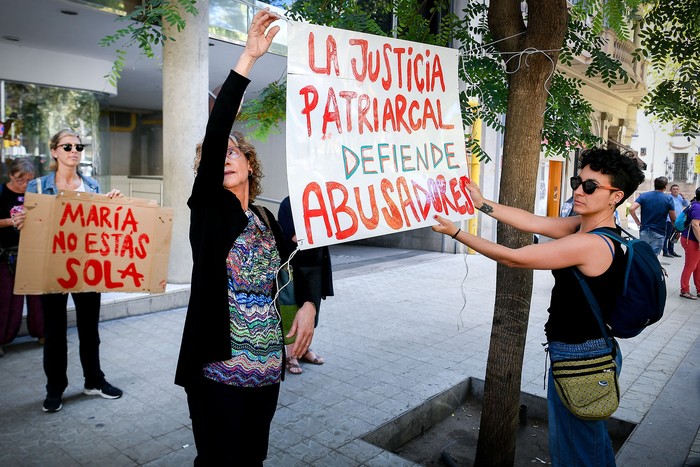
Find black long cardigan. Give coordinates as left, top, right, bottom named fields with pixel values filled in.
left=175, top=70, right=311, bottom=389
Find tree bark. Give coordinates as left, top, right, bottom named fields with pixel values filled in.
left=474, top=1, right=567, bottom=465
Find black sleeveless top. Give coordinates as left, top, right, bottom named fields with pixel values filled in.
left=544, top=227, right=626, bottom=343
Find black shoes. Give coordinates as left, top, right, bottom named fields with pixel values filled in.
left=672, top=252, right=682, bottom=257
left=43, top=381, right=122, bottom=412
left=83, top=381, right=123, bottom=399
left=42, top=394, right=63, bottom=413
left=662, top=253, right=674, bottom=258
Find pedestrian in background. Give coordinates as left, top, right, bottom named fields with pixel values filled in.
left=0, top=157, right=44, bottom=357
left=629, top=176, right=675, bottom=256
left=432, top=148, right=644, bottom=466
left=679, top=188, right=700, bottom=300
left=664, top=183, right=688, bottom=257
left=25, top=129, right=124, bottom=413
left=174, top=10, right=317, bottom=466
left=278, top=195, right=334, bottom=374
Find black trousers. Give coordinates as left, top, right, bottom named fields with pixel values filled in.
left=42, top=292, right=105, bottom=395
left=187, top=377, right=280, bottom=466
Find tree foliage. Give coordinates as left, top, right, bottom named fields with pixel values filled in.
left=239, top=0, right=639, bottom=161
left=100, top=0, right=198, bottom=87
left=454, top=0, right=640, bottom=161
left=638, top=0, right=700, bottom=136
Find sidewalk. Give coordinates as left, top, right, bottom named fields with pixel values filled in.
left=1, top=244, right=699, bottom=466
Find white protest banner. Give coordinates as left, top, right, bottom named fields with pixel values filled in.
left=286, top=21, right=474, bottom=249
left=14, top=192, right=174, bottom=294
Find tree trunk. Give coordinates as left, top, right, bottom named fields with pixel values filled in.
left=474, top=1, right=567, bottom=465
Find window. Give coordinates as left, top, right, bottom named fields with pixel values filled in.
left=674, top=153, right=688, bottom=181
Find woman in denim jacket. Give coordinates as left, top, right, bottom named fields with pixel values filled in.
left=25, top=129, right=123, bottom=413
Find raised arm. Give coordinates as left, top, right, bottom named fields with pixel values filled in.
left=233, top=9, right=281, bottom=78
left=462, top=177, right=580, bottom=239
left=433, top=215, right=615, bottom=276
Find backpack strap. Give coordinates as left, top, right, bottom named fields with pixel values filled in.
left=573, top=227, right=623, bottom=350
left=571, top=268, right=615, bottom=351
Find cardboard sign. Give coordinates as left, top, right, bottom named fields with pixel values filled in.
left=14, top=192, right=174, bottom=294
left=286, top=22, right=473, bottom=250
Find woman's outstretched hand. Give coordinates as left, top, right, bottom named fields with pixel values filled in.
left=462, top=177, right=485, bottom=210
left=234, top=8, right=281, bottom=77
left=245, top=9, right=281, bottom=59
left=432, top=215, right=459, bottom=238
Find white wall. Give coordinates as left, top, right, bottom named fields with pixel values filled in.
left=630, top=112, right=700, bottom=193
left=0, top=43, right=116, bottom=95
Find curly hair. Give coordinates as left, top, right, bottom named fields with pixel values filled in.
left=193, top=132, right=264, bottom=200
left=580, top=147, right=645, bottom=207
left=232, top=132, right=264, bottom=201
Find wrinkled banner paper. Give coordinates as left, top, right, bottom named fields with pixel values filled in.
left=14, top=192, right=174, bottom=294
left=286, top=21, right=474, bottom=250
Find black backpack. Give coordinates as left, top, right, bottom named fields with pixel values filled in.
left=573, top=228, right=666, bottom=338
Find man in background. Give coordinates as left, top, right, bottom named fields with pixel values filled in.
left=663, top=183, right=689, bottom=258
left=629, top=176, right=676, bottom=256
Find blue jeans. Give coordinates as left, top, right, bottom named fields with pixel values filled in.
left=640, top=229, right=665, bottom=256
left=547, top=338, right=622, bottom=467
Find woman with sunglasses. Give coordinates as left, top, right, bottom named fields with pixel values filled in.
left=433, top=148, right=644, bottom=467
left=174, top=9, right=316, bottom=465
left=25, top=129, right=124, bottom=413
left=0, top=157, right=44, bottom=357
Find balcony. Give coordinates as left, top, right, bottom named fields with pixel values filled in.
left=563, top=28, right=648, bottom=102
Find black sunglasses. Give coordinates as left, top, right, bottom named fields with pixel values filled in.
left=58, top=143, right=85, bottom=152
left=570, top=176, right=620, bottom=195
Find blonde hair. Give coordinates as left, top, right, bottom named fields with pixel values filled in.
left=49, top=129, right=82, bottom=172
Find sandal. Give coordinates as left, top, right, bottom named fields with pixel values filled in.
left=301, top=349, right=324, bottom=365
left=680, top=292, right=697, bottom=300
left=286, top=357, right=302, bottom=374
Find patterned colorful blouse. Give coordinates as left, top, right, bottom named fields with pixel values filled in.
left=203, top=209, right=283, bottom=387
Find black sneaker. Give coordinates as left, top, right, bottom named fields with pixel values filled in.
left=43, top=394, right=63, bottom=413
left=83, top=381, right=123, bottom=399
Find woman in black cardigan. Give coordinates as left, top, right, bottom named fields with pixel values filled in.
left=175, top=9, right=316, bottom=466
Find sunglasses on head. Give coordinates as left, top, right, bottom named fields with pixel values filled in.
left=570, top=176, right=620, bottom=195
left=58, top=143, right=85, bottom=152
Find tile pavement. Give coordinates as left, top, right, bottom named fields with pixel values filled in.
left=1, top=244, right=699, bottom=466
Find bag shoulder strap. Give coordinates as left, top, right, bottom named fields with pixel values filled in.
left=251, top=204, right=269, bottom=228
left=573, top=226, right=620, bottom=349
left=571, top=268, right=614, bottom=350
